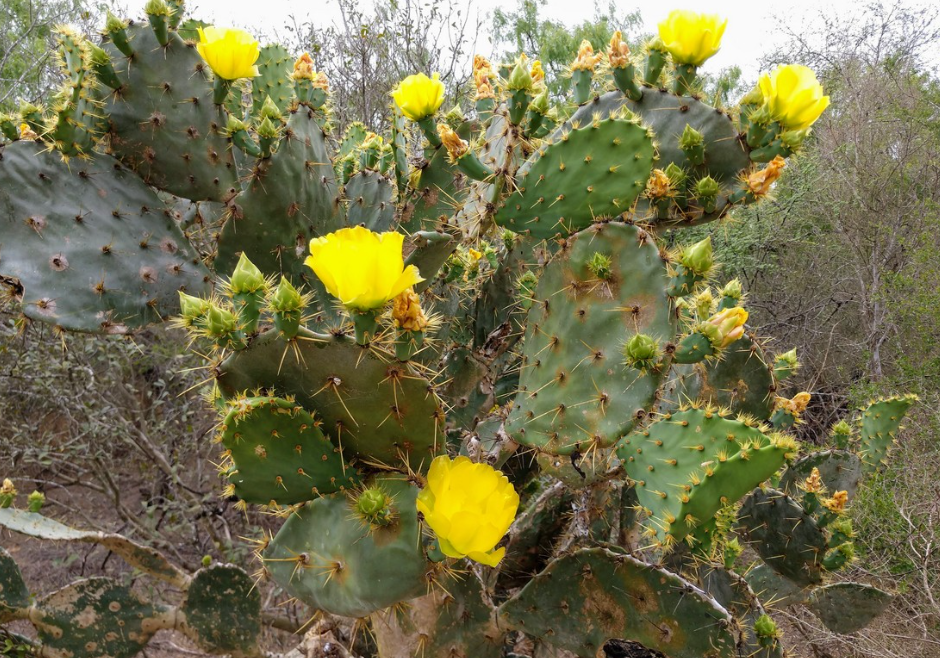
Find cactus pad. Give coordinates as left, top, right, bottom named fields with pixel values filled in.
left=737, top=488, right=825, bottom=586
left=180, top=564, right=261, bottom=654
left=858, top=396, right=916, bottom=473
left=805, top=582, right=892, bottom=634
left=494, top=117, right=654, bottom=239
left=0, top=142, right=210, bottom=333
left=778, top=450, right=862, bottom=499
left=250, top=44, right=294, bottom=116
left=103, top=25, right=238, bottom=202
left=0, top=547, right=29, bottom=622
left=217, top=330, right=445, bottom=469
left=618, top=407, right=791, bottom=546
left=499, top=547, right=740, bottom=658
left=219, top=395, right=360, bottom=505
left=263, top=477, right=432, bottom=617
left=32, top=578, right=171, bottom=658
left=344, top=170, right=396, bottom=231
left=506, top=222, right=675, bottom=455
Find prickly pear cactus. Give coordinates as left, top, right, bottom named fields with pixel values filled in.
left=0, top=7, right=909, bottom=658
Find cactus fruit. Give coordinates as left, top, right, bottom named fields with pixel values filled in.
left=0, top=5, right=909, bottom=657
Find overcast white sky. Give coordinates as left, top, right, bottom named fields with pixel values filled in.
left=124, top=0, right=937, bottom=83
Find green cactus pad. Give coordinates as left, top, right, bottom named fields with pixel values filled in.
left=404, top=230, right=457, bottom=292
left=858, top=396, right=916, bottom=473
left=216, top=330, right=445, bottom=469
left=805, top=582, right=892, bottom=634
left=0, top=508, right=189, bottom=587
left=103, top=25, right=238, bottom=202
left=778, top=450, right=862, bottom=499
left=372, top=571, right=504, bottom=658
left=344, top=170, right=395, bottom=231
left=736, top=488, right=825, bottom=586
left=250, top=44, right=294, bottom=116
left=700, top=566, right=784, bottom=658
left=494, top=117, right=654, bottom=239
left=219, top=395, right=360, bottom=505
left=180, top=564, right=261, bottom=654
left=742, top=563, right=806, bottom=607
left=0, top=141, right=210, bottom=333
left=401, top=122, right=472, bottom=232
left=0, top=547, right=29, bottom=622
left=499, top=547, right=740, bottom=658
left=506, top=222, right=675, bottom=455
left=567, top=89, right=750, bottom=227
left=338, top=122, right=369, bottom=160
left=33, top=578, right=171, bottom=658
left=216, top=104, right=342, bottom=282
left=455, top=109, right=519, bottom=235
left=617, top=407, right=791, bottom=546
left=263, top=477, right=432, bottom=618
left=662, top=333, right=776, bottom=419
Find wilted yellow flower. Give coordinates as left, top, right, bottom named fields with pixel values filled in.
left=438, top=124, right=469, bottom=162
left=305, top=227, right=423, bottom=312
left=392, top=288, right=428, bottom=332
left=758, top=64, right=830, bottom=131
left=646, top=169, right=674, bottom=200
left=196, top=27, right=260, bottom=80
left=746, top=155, right=787, bottom=196
left=392, top=72, right=445, bottom=122
left=416, top=455, right=519, bottom=567
left=776, top=391, right=812, bottom=415
left=802, top=467, right=825, bottom=494
left=571, top=39, right=602, bottom=71
left=18, top=123, right=37, bottom=140
left=608, top=31, right=631, bottom=68
left=292, top=52, right=315, bottom=80
left=657, top=10, right=727, bottom=67
left=823, top=490, right=849, bottom=513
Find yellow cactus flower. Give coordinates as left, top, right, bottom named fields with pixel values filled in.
left=705, top=307, right=748, bottom=348
left=416, top=455, right=519, bottom=567
left=746, top=155, right=787, bottom=196
left=657, top=10, right=727, bottom=67
left=196, top=27, right=260, bottom=80
left=530, top=60, right=545, bottom=83
left=392, top=72, right=445, bottom=122
left=758, top=64, right=830, bottom=131
left=304, top=227, right=423, bottom=312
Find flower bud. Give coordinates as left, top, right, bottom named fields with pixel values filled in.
left=0, top=479, right=16, bottom=508
left=270, top=276, right=302, bottom=312
left=587, top=252, right=613, bottom=280
left=178, top=291, right=209, bottom=320
left=230, top=253, right=265, bottom=294
left=680, top=236, right=714, bottom=276
left=623, top=333, right=661, bottom=370
left=506, top=54, right=533, bottom=91
left=27, top=490, right=45, bottom=513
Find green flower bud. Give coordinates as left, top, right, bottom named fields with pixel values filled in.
left=502, top=229, right=518, bottom=252
left=270, top=276, right=303, bottom=312
left=516, top=270, right=539, bottom=309
left=27, top=490, right=45, bottom=513
left=753, top=614, right=779, bottom=640
left=105, top=10, right=128, bottom=32
left=646, top=37, right=667, bottom=53
left=443, top=104, right=465, bottom=127
left=679, top=124, right=704, bottom=149
left=664, top=162, right=686, bottom=186
left=695, top=176, right=720, bottom=199
left=720, top=278, right=743, bottom=300
left=356, top=487, right=393, bottom=526
left=144, top=0, right=171, bottom=17
left=830, top=419, right=851, bottom=437
left=680, top=236, right=714, bottom=276
left=529, top=90, right=549, bottom=115
left=722, top=537, right=742, bottom=569
left=587, top=252, right=613, bottom=280
left=225, top=115, right=249, bottom=135
left=694, top=289, right=714, bottom=319
left=259, top=96, right=281, bottom=121
left=88, top=43, right=110, bottom=66
left=506, top=55, right=533, bottom=91
left=230, top=253, right=265, bottom=294
left=780, top=128, right=810, bottom=150
left=201, top=555, right=212, bottom=567
left=206, top=302, right=237, bottom=336
left=623, top=333, right=661, bottom=370
left=740, top=85, right=764, bottom=106
left=178, top=291, right=209, bottom=319
left=256, top=116, right=279, bottom=139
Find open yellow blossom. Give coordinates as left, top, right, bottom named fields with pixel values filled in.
left=571, top=39, right=602, bottom=71
left=304, top=227, right=423, bottom=312
left=416, top=455, right=519, bottom=567
left=657, top=10, right=727, bottom=67
left=196, top=27, right=260, bottom=80
left=746, top=155, right=787, bottom=196
left=758, top=64, right=830, bottom=131
left=705, top=307, right=748, bottom=348
left=392, top=72, right=445, bottom=122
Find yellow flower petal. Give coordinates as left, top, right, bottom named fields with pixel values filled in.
left=758, top=64, right=829, bottom=131
left=392, top=72, right=446, bottom=122
left=196, top=26, right=260, bottom=80
left=467, top=547, right=505, bottom=567
left=658, top=10, right=727, bottom=67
